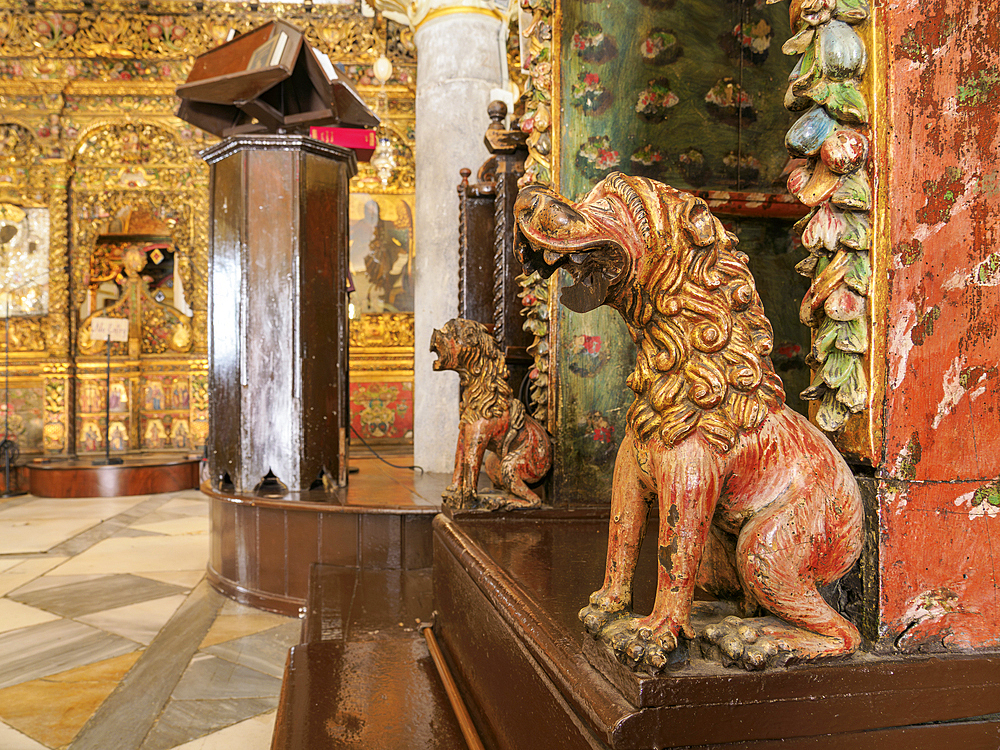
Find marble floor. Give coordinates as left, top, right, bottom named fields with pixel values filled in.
left=0, top=487, right=300, bottom=750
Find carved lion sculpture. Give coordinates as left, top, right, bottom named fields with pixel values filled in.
left=513, top=173, right=863, bottom=672
left=430, top=318, right=551, bottom=510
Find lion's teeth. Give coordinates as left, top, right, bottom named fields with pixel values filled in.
left=543, top=249, right=562, bottom=265
left=570, top=253, right=588, bottom=265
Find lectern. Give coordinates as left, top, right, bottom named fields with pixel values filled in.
left=203, top=135, right=357, bottom=493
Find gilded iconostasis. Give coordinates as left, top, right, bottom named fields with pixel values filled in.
left=0, top=1, right=416, bottom=456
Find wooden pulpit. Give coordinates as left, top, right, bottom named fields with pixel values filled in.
left=203, top=135, right=356, bottom=493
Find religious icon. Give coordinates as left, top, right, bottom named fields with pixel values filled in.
left=109, top=382, right=128, bottom=412
left=143, top=418, right=165, bottom=449
left=81, top=420, right=101, bottom=452
left=81, top=381, right=102, bottom=414
left=108, top=421, right=128, bottom=451
left=348, top=195, right=414, bottom=314
left=171, top=419, right=190, bottom=449
left=144, top=380, right=165, bottom=411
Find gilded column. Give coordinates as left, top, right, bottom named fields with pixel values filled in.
left=43, top=157, right=72, bottom=455
left=42, top=157, right=71, bottom=360
left=377, top=0, right=510, bottom=471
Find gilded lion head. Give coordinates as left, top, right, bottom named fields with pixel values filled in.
left=430, top=318, right=513, bottom=420
left=515, top=173, right=785, bottom=452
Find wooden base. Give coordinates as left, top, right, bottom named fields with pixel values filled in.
left=433, top=511, right=1000, bottom=749
left=27, top=454, right=200, bottom=498
left=205, top=484, right=438, bottom=616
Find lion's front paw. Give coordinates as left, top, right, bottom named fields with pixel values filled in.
left=601, top=617, right=686, bottom=675
left=699, top=616, right=789, bottom=670
left=442, top=485, right=478, bottom=510
left=579, top=587, right=632, bottom=635
left=578, top=603, right=626, bottom=635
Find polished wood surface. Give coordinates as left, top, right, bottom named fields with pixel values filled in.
left=272, top=564, right=468, bottom=749
left=422, top=625, right=486, bottom=750
left=434, top=511, right=1000, bottom=749
left=27, top=455, right=200, bottom=498
left=207, top=451, right=445, bottom=616
left=204, top=135, right=355, bottom=494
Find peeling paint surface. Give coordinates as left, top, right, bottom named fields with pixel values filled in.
left=880, top=482, right=1000, bottom=651
left=882, top=0, right=1000, bottom=484
left=877, top=0, right=1000, bottom=651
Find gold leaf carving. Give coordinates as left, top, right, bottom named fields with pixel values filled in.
left=349, top=313, right=415, bottom=348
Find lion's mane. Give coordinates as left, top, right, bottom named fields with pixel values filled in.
left=602, top=173, right=785, bottom=453
left=449, top=321, right=527, bottom=453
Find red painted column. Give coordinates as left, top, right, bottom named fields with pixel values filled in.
left=873, top=0, right=1000, bottom=650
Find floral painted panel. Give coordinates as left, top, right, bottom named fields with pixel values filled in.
left=554, top=1, right=803, bottom=505
left=350, top=381, right=413, bottom=441
left=562, top=0, right=798, bottom=198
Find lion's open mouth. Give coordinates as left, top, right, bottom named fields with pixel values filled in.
left=516, top=230, right=628, bottom=313
left=429, top=329, right=447, bottom=370
left=513, top=185, right=631, bottom=314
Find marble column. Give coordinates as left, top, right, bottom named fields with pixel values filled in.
left=379, top=1, right=508, bottom=471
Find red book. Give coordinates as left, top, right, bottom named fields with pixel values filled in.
left=310, top=127, right=376, bottom=162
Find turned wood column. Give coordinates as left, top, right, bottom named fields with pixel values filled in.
left=203, top=135, right=356, bottom=493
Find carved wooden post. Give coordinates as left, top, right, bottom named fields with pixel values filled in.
left=779, top=0, right=872, bottom=438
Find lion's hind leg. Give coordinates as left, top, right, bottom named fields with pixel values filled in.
left=484, top=447, right=543, bottom=508
left=705, top=497, right=861, bottom=670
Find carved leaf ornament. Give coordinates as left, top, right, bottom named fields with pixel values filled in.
left=513, top=0, right=555, bottom=425
left=772, top=0, right=872, bottom=432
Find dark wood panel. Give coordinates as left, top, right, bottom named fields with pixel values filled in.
left=28, top=459, right=199, bottom=498
left=299, top=149, right=350, bottom=487
left=434, top=534, right=607, bottom=750
left=285, top=506, right=323, bottom=602
left=434, top=512, right=1000, bottom=750
left=204, top=485, right=433, bottom=616
left=255, top=506, right=288, bottom=599
left=318, top=511, right=359, bottom=567
left=234, top=501, right=260, bottom=592
left=243, top=148, right=297, bottom=492
left=203, top=136, right=354, bottom=494
left=207, top=148, right=243, bottom=490
left=458, top=191, right=497, bottom=327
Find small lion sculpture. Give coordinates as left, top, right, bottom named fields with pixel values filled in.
left=513, top=173, right=863, bottom=672
left=430, top=318, right=551, bottom=510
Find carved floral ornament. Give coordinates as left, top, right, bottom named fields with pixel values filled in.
left=0, top=8, right=417, bottom=175
left=771, top=0, right=872, bottom=433
left=0, top=8, right=415, bottom=65
left=509, top=0, right=554, bottom=425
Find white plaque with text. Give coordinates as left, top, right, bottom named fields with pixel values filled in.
left=90, top=317, right=130, bottom=343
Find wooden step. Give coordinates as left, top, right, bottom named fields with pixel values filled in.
left=272, top=563, right=473, bottom=749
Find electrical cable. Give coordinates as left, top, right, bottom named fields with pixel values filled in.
left=350, top=424, right=424, bottom=474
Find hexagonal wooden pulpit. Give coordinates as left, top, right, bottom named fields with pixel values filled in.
left=203, top=135, right=356, bottom=493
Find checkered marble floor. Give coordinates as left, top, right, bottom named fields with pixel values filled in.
left=0, top=489, right=300, bottom=750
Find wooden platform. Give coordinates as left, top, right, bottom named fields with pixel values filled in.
left=27, top=454, right=200, bottom=498
left=432, top=510, right=1000, bottom=749
left=206, top=453, right=450, bottom=616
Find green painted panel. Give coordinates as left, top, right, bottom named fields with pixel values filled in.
left=561, top=0, right=798, bottom=200
left=552, top=1, right=806, bottom=505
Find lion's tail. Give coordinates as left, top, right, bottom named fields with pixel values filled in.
left=500, top=398, right=526, bottom=460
